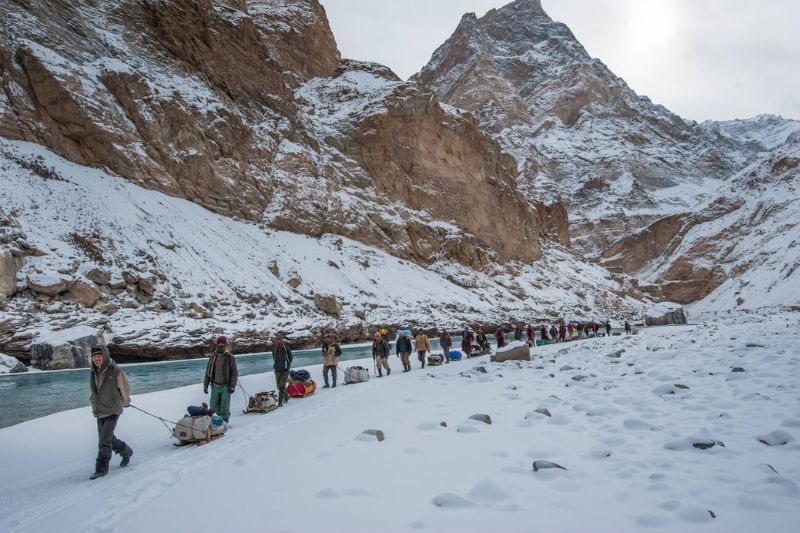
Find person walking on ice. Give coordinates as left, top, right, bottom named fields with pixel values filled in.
left=372, top=331, right=391, bottom=376
left=89, top=346, right=133, bottom=480
left=321, top=334, right=341, bottom=388
left=439, top=329, right=453, bottom=363
left=272, top=335, right=293, bottom=406
left=415, top=329, right=430, bottom=369
left=204, top=335, right=238, bottom=422
left=396, top=330, right=413, bottom=372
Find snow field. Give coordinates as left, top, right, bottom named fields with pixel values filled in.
left=0, top=313, right=798, bottom=533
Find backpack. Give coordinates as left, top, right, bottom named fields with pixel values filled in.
left=290, top=369, right=311, bottom=381
left=344, top=366, right=369, bottom=384
left=245, top=391, right=279, bottom=414
left=287, top=379, right=316, bottom=398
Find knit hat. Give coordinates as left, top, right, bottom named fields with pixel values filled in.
left=91, top=346, right=104, bottom=356
left=216, top=335, right=228, bottom=346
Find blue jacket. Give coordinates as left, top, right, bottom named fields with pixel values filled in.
left=272, top=344, right=293, bottom=371
left=396, top=336, right=412, bottom=354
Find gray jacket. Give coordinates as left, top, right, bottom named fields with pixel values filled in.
left=90, top=352, right=131, bottom=419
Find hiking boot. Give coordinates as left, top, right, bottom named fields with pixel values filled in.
left=377, top=371, right=383, bottom=377
left=90, top=469, right=107, bottom=480
left=387, top=368, right=391, bottom=376
left=322, top=384, right=330, bottom=389
left=120, top=447, right=133, bottom=468
left=332, top=384, right=336, bottom=388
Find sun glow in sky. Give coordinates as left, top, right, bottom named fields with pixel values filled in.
left=322, top=0, right=800, bottom=121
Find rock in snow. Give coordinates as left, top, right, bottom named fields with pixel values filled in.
left=532, top=460, right=568, bottom=472
left=757, top=430, right=795, bottom=446
left=0, top=352, right=27, bottom=374
left=494, top=341, right=531, bottom=362
left=28, top=326, right=101, bottom=370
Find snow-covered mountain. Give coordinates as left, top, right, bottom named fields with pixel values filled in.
left=701, top=114, right=800, bottom=153
left=599, top=139, right=800, bottom=309
left=413, top=0, right=753, bottom=255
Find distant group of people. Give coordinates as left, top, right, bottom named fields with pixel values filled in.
left=87, top=318, right=635, bottom=480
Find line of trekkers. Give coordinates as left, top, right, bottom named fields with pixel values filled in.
left=87, top=319, right=633, bottom=479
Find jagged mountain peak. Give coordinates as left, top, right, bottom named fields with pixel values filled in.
left=415, top=0, right=744, bottom=257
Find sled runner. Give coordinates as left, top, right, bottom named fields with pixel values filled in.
left=243, top=391, right=279, bottom=414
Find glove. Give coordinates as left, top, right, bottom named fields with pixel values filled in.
left=203, top=387, right=208, bottom=394
left=229, top=387, right=235, bottom=394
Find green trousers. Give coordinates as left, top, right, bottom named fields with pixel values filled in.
left=209, top=386, right=231, bottom=422
left=275, top=370, right=289, bottom=400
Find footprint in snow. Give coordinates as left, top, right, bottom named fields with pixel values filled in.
left=316, top=488, right=339, bottom=499
left=432, top=493, right=476, bottom=509
left=416, top=421, right=445, bottom=431
left=623, top=418, right=655, bottom=431
left=467, top=479, right=512, bottom=503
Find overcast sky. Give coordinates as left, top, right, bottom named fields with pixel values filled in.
left=321, top=0, right=800, bottom=122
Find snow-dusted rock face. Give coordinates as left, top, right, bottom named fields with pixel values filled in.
left=702, top=114, right=800, bottom=153
left=0, top=211, right=35, bottom=298
left=644, top=303, right=687, bottom=326
left=413, top=0, right=745, bottom=255
left=0, top=352, right=27, bottom=374
left=603, top=140, right=800, bottom=307
left=29, top=326, right=101, bottom=370
left=0, top=0, right=559, bottom=270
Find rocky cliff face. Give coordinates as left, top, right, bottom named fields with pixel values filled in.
left=414, top=0, right=745, bottom=256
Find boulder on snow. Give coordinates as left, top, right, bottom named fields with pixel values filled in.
left=122, top=271, right=138, bottom=285
left=159, top=297, right=176, bottom=311
left=85, top=268, right=111, bottom=285
left=68, top=281, right=101, bottom=307
left=468, top=413, right=492, bottom=425
left=137, top=276, right=157, bottom=295
left=29, top=326, right=102, bottom=370
left=757, top=430, right=795, bottom=446
left=532, top=460, right=567, bottom=472
left=26, top=272, right=68, bottom=296
left=314, top=294, right=342, bottom=316
left=0, top=352, right=28, bottom=373
left=359, top=429, right=385, bottom=442
left=645, top=302, right=687, bottom=326
left=189, top=302, right=213, bottom=318
left=493, top=340, right=530, bottom=362
left=287, top=276, right=302, bottom=289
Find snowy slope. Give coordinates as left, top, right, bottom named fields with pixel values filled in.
left=0, top=138, right=645, bottom=356
left=702, top=114, right=800, bottom=153
left=631, top=139, right=800, bottom=312
left=0, top=314, right=798, bottom=532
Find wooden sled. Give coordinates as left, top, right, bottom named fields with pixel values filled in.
left=243, top=405, right=278, bottom=415
left=173, top=433, right=225, bottom=447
